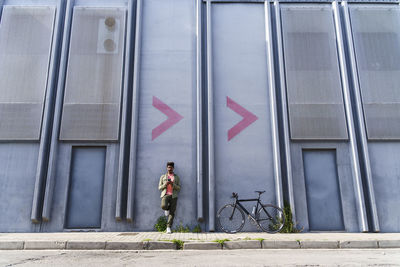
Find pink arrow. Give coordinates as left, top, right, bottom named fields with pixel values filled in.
left=227, top=96, right=258, bottom=141
left=152, top=96, right=184, bottom=141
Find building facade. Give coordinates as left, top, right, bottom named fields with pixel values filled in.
left=0, top=0, right=399, bottom=232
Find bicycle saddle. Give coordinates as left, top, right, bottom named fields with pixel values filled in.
left=255, top=190, right=265, bottom=194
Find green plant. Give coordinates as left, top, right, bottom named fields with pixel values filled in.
left=172, top=239, right=184, bottom=250
left=243, top=236, right=252, bottom=240
left=213, top=238, right=230, bottom=245
left=280, top=201, right=303, bottom=233
left=192, top=224, right=202, bottom=233
left=254, top=238, right=265, bottom=242
left=142, top=238, right=152, bottom=242
left=174, top=223, right=190, bottom=233
left=154, top=216, right=168, bottom=232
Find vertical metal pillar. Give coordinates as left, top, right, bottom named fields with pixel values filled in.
left=206, top=0, right=216, bottom=231
left=196, top=0, right=204, bottom=222
left=332, top=1, right=368, bottom=232
left=0, top=0, right=4, bottom=19
left=273, top=0, right=296, bottom=222
left=115, top=0, right=134, bottom=221
left=127, top=0, right=143, bottom=222
left=264, top=0, right=283, bottom=209
left=41, top=0, right=75, bottom=221
left=342, top=1, right=380, bottom=232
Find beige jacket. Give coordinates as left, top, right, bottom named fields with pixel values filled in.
left=158, top=173, right=181, bottom=198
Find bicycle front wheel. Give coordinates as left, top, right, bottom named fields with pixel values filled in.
left=217, top=204, right=245, bottom=233
left=256, top=204, right=285, bottom=233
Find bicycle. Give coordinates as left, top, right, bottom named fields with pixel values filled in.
left=216, top=191, right=285, bottom=234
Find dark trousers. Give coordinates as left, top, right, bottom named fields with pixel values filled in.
left=161, top=195, right=178, bottom=228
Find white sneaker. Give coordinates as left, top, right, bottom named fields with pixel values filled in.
left=164, top=210, right=169, bottom=216
left=166, top=227, right=172, bottom=234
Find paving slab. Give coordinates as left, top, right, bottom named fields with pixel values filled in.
left=105, top=241, right=145, bottom=250
left=24, top=241, right=66, bottom=250
left=262, top=240, right=300, bottom=249
left=66, top=241, right=106, bottom=250
left=223, top=240, right=261, bottom=249
left=339, top=240, right=378, bottom=249
left=379, top=240, right=400, bottom=248
left=146, top=241, right=177, bottom=250
left=300, top=241, right=339, bottom=249
left=183, top=242, right=221, bottom=250
left=0, top=241, right=24, bottom=250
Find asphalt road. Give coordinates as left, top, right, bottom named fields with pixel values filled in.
left=1, top=249, right=400, bottom=266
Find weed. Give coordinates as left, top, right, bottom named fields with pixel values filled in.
left=213, top=238, right=230, bottom=245
left=174, top=223, right=190, bottom=233
left=172, top=239, right=184, bottom=249
left=243, top=237, right=252, bottom=240
left=154, top=216, right=167, bottom=232
left=254, top=238, right=265, bottom=242
left=192, top=224, right=202, bottom=233
left=142, top=238, right=152, bottom=242
left=280, top=201, right=303, bottom=233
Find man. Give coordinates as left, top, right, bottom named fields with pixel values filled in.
left=159, top=161, right=181, bottom=234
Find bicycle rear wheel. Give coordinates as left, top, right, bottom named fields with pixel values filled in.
left=256, top=204, right=285, bottom=233
left=217, top=204, right=245, bottom=233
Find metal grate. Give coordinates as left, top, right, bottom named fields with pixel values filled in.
left=0, top=6, right=55, bottom=140
left=60, top=7, right=126, bottom=141
left=60, top=104, right=120, bottom=141
left=281, top=5, right=348, bottom=140
left=350, top=5, right=400, bottom=139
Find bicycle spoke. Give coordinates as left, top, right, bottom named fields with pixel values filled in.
left=217, top=204, right=245, bottom=233
left=256, top=204, right=285, bottom=233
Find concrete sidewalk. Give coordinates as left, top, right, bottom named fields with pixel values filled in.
left=0, top=232, right=399, bottom=250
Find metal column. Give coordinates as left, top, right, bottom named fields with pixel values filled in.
left=115, top=0, right=135, bottom=221
left=264, top=0, right=283, bottom=209
left=341, top=1, right=380, bottom=232
left=127, top=0, right=143, bottom=222
left=206, top=0, right=216, bottom=231
left=332, top=1, right=368, bottom=232
left=41, top=0, right=75, bottom=221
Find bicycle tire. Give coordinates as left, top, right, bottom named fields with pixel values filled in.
left=256, top=204, right=285, bottom=233
left=216, top=204, right=245, bottom=233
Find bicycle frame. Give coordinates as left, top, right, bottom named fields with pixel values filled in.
left=230, top=196, right=273, bottom=221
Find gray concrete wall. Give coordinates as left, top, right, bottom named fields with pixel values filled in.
left=290, top=142, right=360, bottom=232
left=368, top=143, right=400, bottom=232
left=132, top=0, right=198, bottom=231
left=1, top=0, right=400, bottom=233
left=0, top=144, right=40, bottom=232
left=210, top=2, right=277, bottom=232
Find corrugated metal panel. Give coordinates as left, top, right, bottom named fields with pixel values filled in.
left=281, top=5, right=348, bottom=140
left=289, top=104, right=349, bottom=139
left=0, top=6, right=55, bottom=140
left=350, top=5, right=400, bottom=139
left=60, top=7, right=126, bottom=141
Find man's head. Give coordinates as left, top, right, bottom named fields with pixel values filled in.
left=166, top=161, right=174, bottom=173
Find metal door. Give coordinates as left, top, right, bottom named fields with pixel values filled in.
left=303, top=150, right=344, bottom=231
left=65, top=147, right=106, bottom=229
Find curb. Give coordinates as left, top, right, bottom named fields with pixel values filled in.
left=0, top=240, right=399, bottom=250
left=262, top=240, right=300, bottom=249
left=300, top=241, right=339, bottom=249
left=339, top=240, right=378, bottom=249
left=223, top=240, right=261, bottom=249
left=183, top=242, right=221, bottom=250
left=0, top=241, right=24, bottom=250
